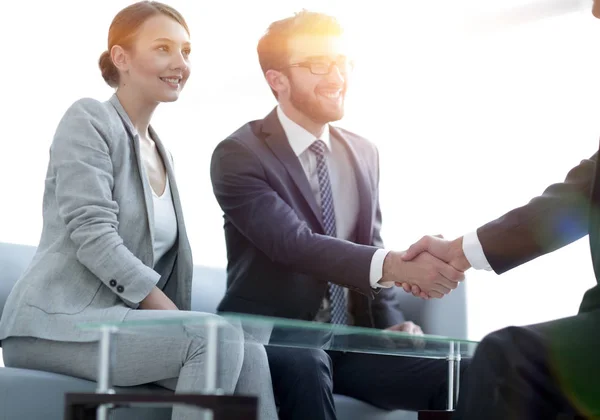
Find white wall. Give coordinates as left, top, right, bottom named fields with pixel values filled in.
left=1, top=2, right=600, bottom=373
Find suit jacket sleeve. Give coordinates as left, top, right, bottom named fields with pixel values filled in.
left=369, top=145, right=406, bottom=328
left=51, top=99, right=160, bottom=307
left=211, top=137, right=380, bottom=297
left=372, top=157, right=384, bottom=249
left=477, top=152, right=597, bottom=274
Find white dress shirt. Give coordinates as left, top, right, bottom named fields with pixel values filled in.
left=462, top=231, right=493, bottom=271
left=276, top=107, right=389, bottom=288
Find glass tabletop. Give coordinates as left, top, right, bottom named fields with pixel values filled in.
left=78, top=312, right=478, bottom=360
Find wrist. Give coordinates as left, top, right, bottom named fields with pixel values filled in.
left=451, top=237, right=471, bottom=271
left=382, top=251, right=402, bottom=282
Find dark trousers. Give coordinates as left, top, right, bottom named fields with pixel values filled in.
left=453, top=309, right=600, bottom=420
left=266, top=345, right=467, bottom=420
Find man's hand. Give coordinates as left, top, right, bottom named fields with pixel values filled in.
left=385, top=321, right=423, bottom=335
left=382, top=250, right=464, bottom=299
left=399, top=235, right=471, bottom=299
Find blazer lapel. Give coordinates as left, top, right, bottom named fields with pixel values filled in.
left=262, top=109, right=325, bottom=230
left=108, top=95, right=156, bottom=263
left=330, top=126, right=374, bottom=244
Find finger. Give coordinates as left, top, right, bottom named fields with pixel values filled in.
left=398, top=282, right=419, bottom=295
left=412, top=286, right=429, bottom=299
left=401, top=237, right=430, bottom=261
left=434, top=234, right=445, bottom=239
left=435, top=260, right=466, bottom=283
left=434, top=270, right=464, bottom=293
left=413, top=337, right=426, bottom=349
left=430, top=283, right=452, bottom=296
left=437, top=276, right=458, bottom=293
left=418, top=272, right=453, bottom=295
left=398, top=282, right=413, bottom=293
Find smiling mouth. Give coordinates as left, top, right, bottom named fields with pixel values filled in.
left=318, top=90, right=342, bottom=100
left=160, top=77, right=182, bottom=87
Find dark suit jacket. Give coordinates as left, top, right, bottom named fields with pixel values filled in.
left=210, top=108, right=405, bottom=329
left=476, top=148, right=600, bottom=313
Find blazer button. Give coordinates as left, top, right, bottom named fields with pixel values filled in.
left=109, top=279, right=117, bottom=287
left=116, top=285, right=125, bottom=293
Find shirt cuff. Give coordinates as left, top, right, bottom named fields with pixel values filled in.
left=462, top=231, right=493, bottom=271
left=370, top=248, right=394, bottom=288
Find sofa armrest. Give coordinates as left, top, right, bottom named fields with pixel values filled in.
left=391, top=283, right=468, bottom=339
left=419, top=283, right=468, bottom=339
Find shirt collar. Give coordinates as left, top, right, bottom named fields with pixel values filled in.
left=276, top=106, right=331, bottom=157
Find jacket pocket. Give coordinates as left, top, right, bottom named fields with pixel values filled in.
left=26, top=255, right=103, bottom=315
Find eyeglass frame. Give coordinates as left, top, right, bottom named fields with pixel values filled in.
left=278, top=58, right=355, bottom=76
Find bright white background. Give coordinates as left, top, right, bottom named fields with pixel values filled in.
left=2, top=1, right=600, bottom=367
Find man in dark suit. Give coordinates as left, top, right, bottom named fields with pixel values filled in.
left=400, top=5, right=600, bottom=419
left=210, top=10, right=466, bottom=420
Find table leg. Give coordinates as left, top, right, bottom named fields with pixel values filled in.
left=96, top=326, right=117, bottom=420
left=454, top=343, right=461, bottom=406
left=205, top=318, right=219, bottom=394
left=446, top=342, right=455, bottom=411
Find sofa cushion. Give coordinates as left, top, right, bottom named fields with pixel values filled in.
left=0, top=367, right=416, bottom=420
left=191, top=265, right=227, bottom=313
left=0, top=367, right=171, bottom=420
left=334, top=394, right=417, bottom=420
left=0, top=242, right=36, bottom=320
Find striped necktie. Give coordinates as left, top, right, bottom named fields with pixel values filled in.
left=309, top=139, right=348, bottom=325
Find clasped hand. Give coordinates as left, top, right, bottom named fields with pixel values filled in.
left=382, top=235, right=471, bottom=299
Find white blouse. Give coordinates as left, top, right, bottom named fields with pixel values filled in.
left=152, top=176, right=178, bottom=267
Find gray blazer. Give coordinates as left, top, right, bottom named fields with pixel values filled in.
left=0, top=95, right=193, bottom=343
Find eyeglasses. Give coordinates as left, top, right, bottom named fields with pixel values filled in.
left=281, top=59, right=354, bottom=76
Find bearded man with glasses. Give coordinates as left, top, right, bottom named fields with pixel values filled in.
left=210, top=10, right=466, bottom=420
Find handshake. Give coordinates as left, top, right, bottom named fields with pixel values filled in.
left=382, top=235, right=472, bottom=299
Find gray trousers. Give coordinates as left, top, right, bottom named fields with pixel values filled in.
left=2, top=310, right=277, bottom=420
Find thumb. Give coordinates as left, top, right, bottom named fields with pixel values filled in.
left=402, top=237, right=429, bottom=261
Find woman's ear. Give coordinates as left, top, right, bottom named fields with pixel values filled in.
left=111, top=45, right=129, bottom=73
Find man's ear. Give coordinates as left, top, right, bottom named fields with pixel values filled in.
left=265, top=69, right=288, bottom=96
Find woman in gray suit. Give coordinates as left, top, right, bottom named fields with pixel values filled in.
left=0, top=2, right=277, bottom=419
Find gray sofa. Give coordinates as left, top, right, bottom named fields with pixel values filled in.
left=0, top=241, right=468, bottom=420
